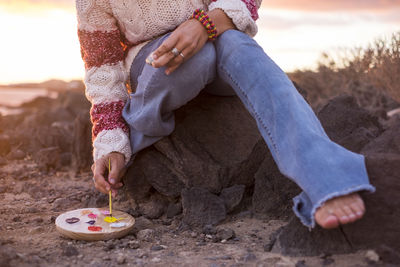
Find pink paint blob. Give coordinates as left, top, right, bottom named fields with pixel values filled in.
left=100, top=210, right=111, bottom=215
left=88, top=213, right=97, bottom=219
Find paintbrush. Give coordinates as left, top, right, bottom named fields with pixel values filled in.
left=108, top=158, right=112, bottom=218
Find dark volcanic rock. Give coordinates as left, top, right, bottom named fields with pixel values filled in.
left=0, top=134, right=11, bottom=156
left=34, top=147, right=61, bottom=171
left=125, top=92, right=265, bottom=200
left=166, top=201, right=182, bottom=218
left=219, top=184, right=246, bottom=213
left=361, top=117, right=400, bottom=156
left=71, top=110, right=92, bottom=172
left=252, top=152, right=301, bottom=219
left=272, top=153, right=400, bottom=256
left=318, top=94, right=383, bottom=152
left=7, top=149, right=26, bottom=160
left=182, top=187, right=226, bottom=227
left=138, top=193, right=168, bottom=219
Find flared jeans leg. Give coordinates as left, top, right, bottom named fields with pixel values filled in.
left=214, top=30, right=375, bottom=228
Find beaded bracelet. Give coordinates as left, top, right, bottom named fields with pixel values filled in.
left=192, top=9, right=218, bottom=41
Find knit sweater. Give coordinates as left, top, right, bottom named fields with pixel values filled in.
left=75, top=0, right=262, bottom=164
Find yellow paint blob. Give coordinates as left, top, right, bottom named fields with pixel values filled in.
left=104, top=216, right=117, bottom=223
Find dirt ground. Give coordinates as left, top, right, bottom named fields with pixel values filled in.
left=0, top=159, right=380, bottom=267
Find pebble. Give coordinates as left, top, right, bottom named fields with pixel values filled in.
left=190, top=231, right=198, bottom=238
left=62, top=245, right=79, bottom=257
left=137, top=229, right=155, bottom=242
left=150, top=245, right=164, bottom=251
left=12, top=216, right=21, bottom=222
left=29, top=226, right=44, bottom=234
left=151, top=257, right=161, bottom=263
left=365, top=250, right=380, bottom=262
left=242, top=252, right=257, bottom=262
left=202, top=224, right=217, bottom=235
left=216, top=228, right=235, bottom=241
left=117, top=254, right=126, bottom=265
left=128, top=240, right=140, bottom=249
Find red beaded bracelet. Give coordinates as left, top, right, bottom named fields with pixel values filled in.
left=192, top=9, right=218, bottom=41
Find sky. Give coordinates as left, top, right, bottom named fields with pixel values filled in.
left=0, top=0, right=399, bottom=84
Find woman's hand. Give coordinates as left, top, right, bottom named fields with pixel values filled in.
left=150, top=18, right=209, bottom=75
left=150, top=9, right=236, bottom=75
left=92, top=152, right=126, bottom=197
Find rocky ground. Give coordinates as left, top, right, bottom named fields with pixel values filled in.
left=0, top=84, right=399, bottom=266
left=0, top=160, right=381, bottom=267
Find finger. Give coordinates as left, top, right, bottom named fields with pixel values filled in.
left=152, top=33, right=179, bottom=61
left=108, top=154, right=124, bottom=185
left=166, top=44, right=196, bottom=74
left=94, top=160, right=111, bottom=194
left=152, top=46, right=184, bottom=68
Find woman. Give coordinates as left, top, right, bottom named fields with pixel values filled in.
left=76, top=0, right=375, bottom=229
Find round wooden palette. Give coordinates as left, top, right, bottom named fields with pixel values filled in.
left=55, top=208, right=135, bottom=241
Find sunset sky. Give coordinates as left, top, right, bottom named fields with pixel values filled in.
left=0, top=0, right=399, bottom=84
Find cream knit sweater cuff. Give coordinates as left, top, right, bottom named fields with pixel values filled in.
left=209, top=0, right=258, bottom=37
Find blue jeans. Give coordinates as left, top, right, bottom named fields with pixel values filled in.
left=123, top=30, right=375, bottom=228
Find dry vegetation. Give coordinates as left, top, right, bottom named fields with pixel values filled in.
left=290, top=31, right=400, bottom=112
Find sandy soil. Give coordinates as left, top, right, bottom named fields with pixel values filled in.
left=0, top=159, right=379, bottom=267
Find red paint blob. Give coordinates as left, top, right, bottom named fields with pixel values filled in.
left=88, top=226, right=102, bottom=232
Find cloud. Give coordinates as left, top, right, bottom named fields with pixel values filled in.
left=262, top=0, right=400, bottom=12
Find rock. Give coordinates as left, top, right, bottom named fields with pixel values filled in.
left=202, top=224, right=217, bottom=235
left=132, top=216, right=155, bottom=233
left=150, top=245, right=164, bottom=251
left=138, top=194, right=168, bottom=219
left=0, top=134, right=11, bottom=156
left=71, top=110, right=92, bottom=172
left=361, top=117, right=400, bottom=155
left=125, top=92, right=266, bottom=199
left=0, top=245, right=17, bottom=267
left=0, top=156, right=6, bottom=166
left=219, top=184, right=245, bottom=213
left=62, top=244, right=79, bottom=257
left=317, top=94, right=383, bottom=152
left=216, top=228, right=235, bottom=241
left=136, top=229, right=155, bottom=242
left=6, top=149, right=25, bottom=160
left=376, top=244, right=400, bottom=264
left=52, top=197, right=78, bottom=211
left=252, top=152, right=301, bottom=219
left=272, top=153, right=400, bottom=256
left=116, top=254, right=126, bottom=265
left=128, top=240, right=140, bottom=249
left=242, top=253, right=257, bottom=262
left=365, top=250, right=379, bottom=262
left=166, top=201, right=182, bottom=218
left=181, top=187, right=226, bottom=228
left=34, top=147, right=61, bottom=171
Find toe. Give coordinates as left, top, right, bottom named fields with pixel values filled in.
left=342, top=205, right=357, bottom=222
left=315, top=204, right=340, bottom=229
left=333, top=204, right=350, bottom=224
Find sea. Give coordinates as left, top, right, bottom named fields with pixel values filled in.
left=0, top=87, right=58, bottom=115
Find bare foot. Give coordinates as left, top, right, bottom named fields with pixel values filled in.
left=315, top=193, right=365, bottom=229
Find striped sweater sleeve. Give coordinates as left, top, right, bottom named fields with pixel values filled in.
left=75, top=0, right=132, bottom=164
left=208, top=0, right=262, bottom=37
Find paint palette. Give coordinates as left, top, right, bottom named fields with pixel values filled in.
left=55, top=208, right=135, bottom=241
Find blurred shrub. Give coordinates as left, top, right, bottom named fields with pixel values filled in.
left=289, top=31, right=400, bottom=113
